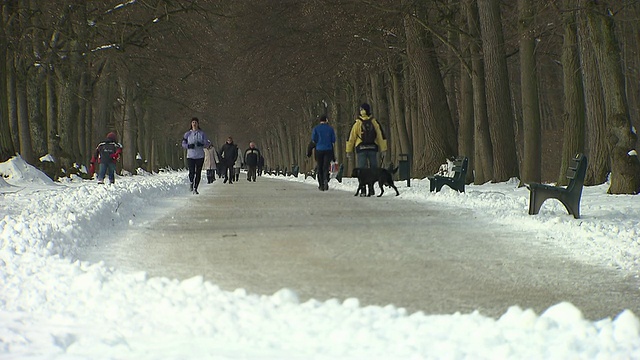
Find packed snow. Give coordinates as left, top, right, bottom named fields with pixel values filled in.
left=1, top=155, right=639, bottom=359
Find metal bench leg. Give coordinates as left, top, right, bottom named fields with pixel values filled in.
left=529, top=190, right=546, bottom=215
left=560, top=194, right=581, bottom=219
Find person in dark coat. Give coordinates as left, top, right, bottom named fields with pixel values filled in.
left=219, top=136, right=238, bottom=184
left=309, top=115, right=336, bottom=191
left=90, top=132, right=123, bottom=185
left=244, top=142, right=261, bottom=182
left=257, top=155, right=265, bottom=176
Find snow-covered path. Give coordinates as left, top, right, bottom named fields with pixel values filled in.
left=77, top=176, right=640, bottom=320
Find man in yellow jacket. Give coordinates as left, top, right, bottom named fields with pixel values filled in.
left=345, top=103, right=387, bottom=168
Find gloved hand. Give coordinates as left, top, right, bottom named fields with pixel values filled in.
left=187, top=144, right=195, bottom=149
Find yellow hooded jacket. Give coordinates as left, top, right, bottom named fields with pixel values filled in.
left=345, top=115, right=387, bottom=153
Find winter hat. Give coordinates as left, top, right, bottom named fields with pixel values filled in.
left=107, top=132, right=117, bottom=141
left=360, top=103, right=371, bottom=116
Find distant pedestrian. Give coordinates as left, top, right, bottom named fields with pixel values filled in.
left=309, top=115, right=336, bottom=191
left=220, top=136, right=238, bottom=184
left=181, top=117, right=211, bottom=194
left=234, top=147, right=243, bottom=182
left=345, top=103, right=387, bottom=169
left=90, top=132, right=123, bottom=184
left=244, top=142, right=261, bottom=182
left=203, top=144, right=219, bottom=183
left=257, top=155, right=265, bottom=176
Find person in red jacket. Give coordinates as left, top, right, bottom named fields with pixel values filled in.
left=90, top=132, right=123, bottom=184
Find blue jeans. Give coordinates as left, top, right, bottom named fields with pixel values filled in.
left=98, top=163, right=117, bottom=183
left=356, top=150, right=378, bottom=168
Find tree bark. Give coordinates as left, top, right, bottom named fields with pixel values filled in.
left=465, top=0, right=493, bottom=184
left=558, top=0, right=586, bottom=186
left=577, top=8, right=608, bottom=185
left=0, top=3, right=14, bottom=161
left=458, top=9, right=474, bottom=184
left=16, top=59, right=34, bottom=164
left=404, top=10, right=457, bottom=174
left=477, top=0, right=519, bottom=182
left=518, top=0, right=541, bottom=184
left=587, top=1, right=640, bottom=194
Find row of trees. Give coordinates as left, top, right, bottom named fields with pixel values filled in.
left=1, top=1, right=639, bottom=194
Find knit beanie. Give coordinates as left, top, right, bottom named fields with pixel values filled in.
left=360, top=103, right=371, bottom=116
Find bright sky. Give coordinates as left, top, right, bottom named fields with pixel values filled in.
left=1, top=155, right=639, bottom=359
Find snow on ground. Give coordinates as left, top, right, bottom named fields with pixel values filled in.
left=1, top=155, right=639, bottom=359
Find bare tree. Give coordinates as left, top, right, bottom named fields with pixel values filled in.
left=518, top=0, right=542, bottom=184
left=586, top=1, right=640, bottom=194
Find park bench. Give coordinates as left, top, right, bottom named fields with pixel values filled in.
left=527, top=153, right=587, bottom=219
left=428, top=156, right=468, bottom=193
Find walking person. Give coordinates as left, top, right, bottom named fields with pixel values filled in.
left=309, top=115, right=336, bottom=191
left=181, top=117, right=211, bottom=194
left=90, top=132, right=123, bottom=184
left=345, top=103, right=387, bottom=169
left=234, top=148, right=243, bottom=182
left=220, top=136, right=238, bottom=184
left=244, top=142, right=261, bottom=182
left=257, top=155, right=264, bottom=176
left=203, top=144, right=219, bottom=184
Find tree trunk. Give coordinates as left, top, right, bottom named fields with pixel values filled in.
left=46, top=71, right=59, bottom=162
left=16, top=60, right=34, bottom=164
left=6, top=56, right=19, bottom=153
left=577, top=8, right=608, bottom=185
left=477, top=0, right=519, bottom=182
left=587, top=1, right=640, bottom=194
left=404, top=10, right=457, bottom=174
left=0, top=4, right=14, bottom=161
left=518, top=0, right=541, bottom=184
left=458, top=13, right=474, bottom=184
left=388, top=61, right=410, bottom=157
left=466, top=0, right=493, bottom=184
left=558, top=0, right=586, bottom=186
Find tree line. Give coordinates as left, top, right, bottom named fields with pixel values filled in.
left=1, top=1, right=639, bottom=194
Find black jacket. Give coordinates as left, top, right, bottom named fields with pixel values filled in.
left=220, top=142, right=238, bottom=165
left=244, top=147, right=261, bottom=167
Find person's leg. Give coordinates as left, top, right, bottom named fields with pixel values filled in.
left=321, top=151, right=332, bottom=190
left=315, top=151, right=324, bottom=189
left=97, top=163, right=107, bottom=183
left=193, top=158, right=204, bottom=192
left=187, top=158, right=196, bottom=190
left=356, top=151, right=367, bottom=168
left=108, top=163, right=116, bottom=184
left=227, top=164, right=234, bottom=183
left=369, top=151, right=379, bottom=168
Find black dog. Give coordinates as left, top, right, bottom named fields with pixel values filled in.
left=351, top=167, right=400, bottom=197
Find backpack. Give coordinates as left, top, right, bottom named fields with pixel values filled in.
left=360, top=120, right=377, bottom=145
left=100, top=142, right=117, bottom=162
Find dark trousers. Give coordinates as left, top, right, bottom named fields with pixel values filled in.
left=315, top=150, right=333, bottom=188
left=206, top=169, right=216, bottom=183
left=247, top=165, right=257, bottom=181
left=223, top=162, right=234, bottom=183
left=187, top=158, right=205, bottom=189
